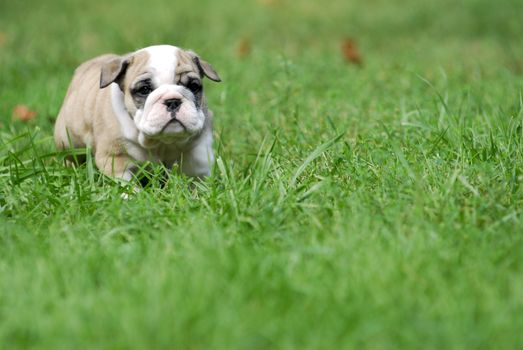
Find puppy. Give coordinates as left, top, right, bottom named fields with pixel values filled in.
left=54, top=45, right=221, bottom=181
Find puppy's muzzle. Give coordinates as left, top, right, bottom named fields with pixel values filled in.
left=161, top=98, right=186, bottom=132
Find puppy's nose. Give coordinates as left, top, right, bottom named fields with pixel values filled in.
left=164, top=98, right=182, bottom=112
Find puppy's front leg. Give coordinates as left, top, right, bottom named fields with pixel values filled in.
left=95, top=151, right=135, bottom=182
left=181, top=139, right=214, bottom=178
left=95, top=152, right=139, bottom=199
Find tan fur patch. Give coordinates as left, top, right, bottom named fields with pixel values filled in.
left=122, top=50, right=151, bottom=115
left=175, top=50, right=200, bottom=84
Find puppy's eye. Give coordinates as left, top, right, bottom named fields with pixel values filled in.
left=187, top=80, right=202, bottom=93
left=136, top=85, right=153, bottom=96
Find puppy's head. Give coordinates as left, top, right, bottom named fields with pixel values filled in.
left=100, top=45, right=220, bottom=148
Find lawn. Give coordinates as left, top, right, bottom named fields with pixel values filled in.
left=1, top=0, right=523, bottom=348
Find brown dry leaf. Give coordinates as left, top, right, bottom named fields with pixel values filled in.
left=237, top=38, right=252, bottom=58
left=341, top=38, right=362, bottom=65
left=12, top=104, right=37, bottom=122
left=0, top=32, right=6, bottom=47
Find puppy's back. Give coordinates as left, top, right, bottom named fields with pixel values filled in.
left=54, top=54, right=118, bottom=150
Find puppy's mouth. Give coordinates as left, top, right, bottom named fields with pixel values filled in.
left=159, top=98, right=187, bottom=133
left=160, top=117, right=187, bottom=133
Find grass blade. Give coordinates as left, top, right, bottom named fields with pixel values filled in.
left=289, top=132, right=344, bottom=188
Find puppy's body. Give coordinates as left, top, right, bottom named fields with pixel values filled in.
left=54, top=45, right=220, bottom=180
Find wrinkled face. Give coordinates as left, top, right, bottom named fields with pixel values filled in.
left=127, top=46, right=204, bottom=147
left=103, top=45, right=220, bottom=149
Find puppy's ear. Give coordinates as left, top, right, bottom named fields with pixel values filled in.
left=100, top=56, right=131, bottom=89
left=189, top=52, right=221, bottom=82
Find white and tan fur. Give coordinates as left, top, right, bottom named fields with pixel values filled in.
left=54, top=45, right=221, bottom=181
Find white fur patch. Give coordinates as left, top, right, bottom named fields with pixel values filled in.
left=111, top=83, right=150, bottom=161
left=181, top=129, right=214, bottom=177
left=111, top=83, right=139, bottom=141
left=142, top=45, right=179, bottom=86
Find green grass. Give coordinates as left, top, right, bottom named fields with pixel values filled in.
left=1, top=0, right=523, bottom=348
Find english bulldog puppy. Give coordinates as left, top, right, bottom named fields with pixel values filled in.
left=54, top=45, right=221, bottom=181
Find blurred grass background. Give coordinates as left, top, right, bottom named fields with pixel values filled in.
left=1, top=0, right=523, bottom=349
left=1, top=0, right=523, bottom=160
left=1, top=0, right=523, bottom=126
